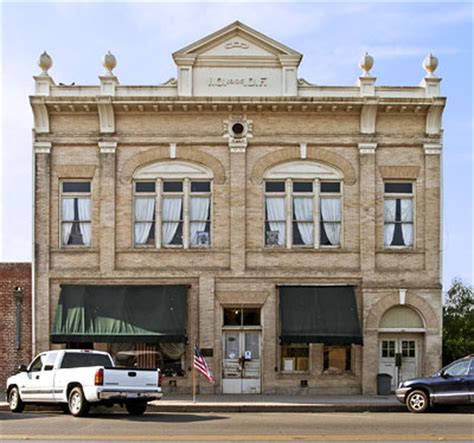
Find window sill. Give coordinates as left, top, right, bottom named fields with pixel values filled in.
left=257, top=247, right=346, bottom=253
left=379, top=248, right=419, bottom=253
left=121, top=247, right=225, bottom=253
left=279, top=371, right=311, bottom=376
left=321, top=371, right=356, bottom=377
left=54, top=247, right=98, bottom=253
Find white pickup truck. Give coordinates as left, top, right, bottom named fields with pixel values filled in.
left=6, top=349, right=163, bottom=416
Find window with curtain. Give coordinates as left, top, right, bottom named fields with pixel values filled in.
left=384, top=182, right=414, bottom=247
left=264, top=180, right=342, bottom=248
left=61, top=181, right=91, bottom=246
left=134, top=179, right=211, bottom=248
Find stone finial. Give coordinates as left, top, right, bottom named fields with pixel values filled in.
left=359, top=52, right=374, bottom=77
left=38, top=51, right=53, bottom=75
left=102, top=51, right=117, bottom=75
left=423, top=53, right=438, bottom=77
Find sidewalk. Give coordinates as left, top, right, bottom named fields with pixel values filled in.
left=0, top=394, right=405, bottom=413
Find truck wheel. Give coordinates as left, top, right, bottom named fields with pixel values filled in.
left=126, top=402, right=147, bottom=416
left=406, top=389, right=429, bottom=413
left=8, top=386, right=25, bottom=413
left=68, top=387, right=90, bottom=417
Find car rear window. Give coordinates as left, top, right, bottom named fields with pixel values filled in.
left=60, top=353, right=112, bottom=369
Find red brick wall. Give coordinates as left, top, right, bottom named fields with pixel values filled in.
left=0, top=263, right=32, bottom=391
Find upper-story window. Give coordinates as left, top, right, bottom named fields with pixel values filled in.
left=61, top=181, right=91, bottom=247
left=384, top=182, right=414, bottom=248
left=133, top=161, right=212, bottom=248
left=263, top=161, right=343, bottom=249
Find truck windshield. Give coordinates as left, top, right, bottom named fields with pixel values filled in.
left=60, top=353, right=112, bottom=369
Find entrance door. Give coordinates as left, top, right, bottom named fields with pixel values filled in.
left=222, top=330, right=261, bottom=394
left=379, top=336, right=420, bottom=390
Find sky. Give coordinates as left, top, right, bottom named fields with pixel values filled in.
left=1, top=1, right=472, bottom=291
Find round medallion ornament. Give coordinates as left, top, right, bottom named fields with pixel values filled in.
left=38, top=51, right=53, bottom=75
left=103, top=51, right=117, bottom=75
left=231, top=122, right=245, bottom=136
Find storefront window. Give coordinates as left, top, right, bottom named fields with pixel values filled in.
left=281, top=343, right=309, bottom=372
left=323, top=345, right=352, bottom=373
left=85, top=342, right=186, bottom=377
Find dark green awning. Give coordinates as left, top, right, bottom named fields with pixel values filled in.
left=51, top=285, right=187, bottom=343
left=280, top=286, right=363, bottom=345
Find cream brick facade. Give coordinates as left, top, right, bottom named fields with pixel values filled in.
left=31, top=22, right=445, bottom=395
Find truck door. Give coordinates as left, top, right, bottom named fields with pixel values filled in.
left=40, top=351, right=60, bottom=402
left=20, top=353, right=46, bottom=401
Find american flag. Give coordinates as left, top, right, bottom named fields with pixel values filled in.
left=194, top=345, right=215, bottom=383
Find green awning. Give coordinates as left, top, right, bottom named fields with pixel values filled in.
left=51, top=285, right=187, bottom=343
left=279, top=286, right=363, bottom=345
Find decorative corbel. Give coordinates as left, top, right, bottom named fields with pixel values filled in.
left=425, top=99, right=445, bottom=135
left=31, top=98, right=50, bottom=133
left=360, top=98, right=378, bottom=134
left=97, top=97, right=115, bottom=134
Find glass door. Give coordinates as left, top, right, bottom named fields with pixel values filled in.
left=222, top=307, right=261, bottom=394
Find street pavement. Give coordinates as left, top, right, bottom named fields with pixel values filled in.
left=1, top=410, right=473, bottom=443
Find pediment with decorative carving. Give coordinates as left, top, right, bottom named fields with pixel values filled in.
left=172, top=21, right=302, bottom=97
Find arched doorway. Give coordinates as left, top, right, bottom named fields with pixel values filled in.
left=378, top=306, right=425, bottom=390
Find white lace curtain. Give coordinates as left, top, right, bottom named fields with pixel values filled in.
left=134, top=198, right=155, bottom=245
left=190, top=197, right=210, bottom=245
left=384, top=200, right=396, bottom=246
left=78, top=199, right=91, bottom=246
left=401, top=199, right=413, bottom=246
left=384, top=199, right=413, bottom=246
left=266, top=197, right=286, bottom=245
left=62, top=198, right=75, bottom=245
left=162, top=197, right=182, bottom=245
left=294, top=197, right=313, bottom=245
left=62, top=198, right=91, bottom=245
left=320, top=198, right=341, bottom=246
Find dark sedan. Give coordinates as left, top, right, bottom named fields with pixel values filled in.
left=396, top=355, right=474, bottom=412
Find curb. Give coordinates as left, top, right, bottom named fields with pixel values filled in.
left=0, top=402, right=406, bottom=414
left=146, top=404, right=406, bottom=413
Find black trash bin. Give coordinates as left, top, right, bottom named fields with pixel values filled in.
left=377, top=373, right=392, bottom=395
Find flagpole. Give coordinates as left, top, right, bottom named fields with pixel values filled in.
left=192, top=344, right=196, bottom=403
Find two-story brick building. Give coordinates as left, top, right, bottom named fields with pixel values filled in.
left=31, top=22, right=445, bottom=394
left=0, top=263, right=32, bottom=389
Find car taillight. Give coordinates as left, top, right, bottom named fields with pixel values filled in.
left=95, top=368, right=104, bottom=386
left=158, top=369, right=163, bottom=388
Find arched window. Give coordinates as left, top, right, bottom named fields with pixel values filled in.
left=379, top=306, right=424, bottom=329
left=133, top=161, right=213, bottom=248
left=263, top=161, right=343, bottom=249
